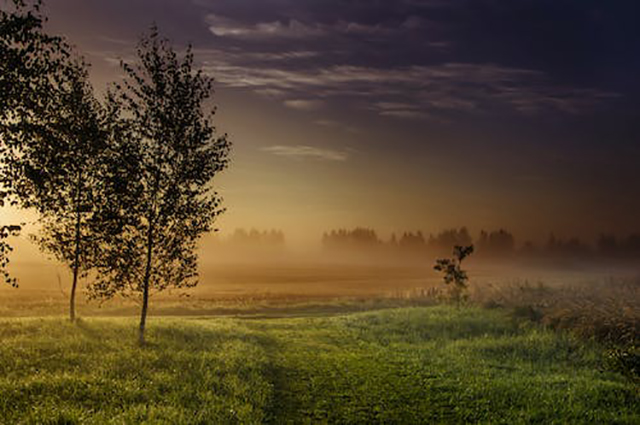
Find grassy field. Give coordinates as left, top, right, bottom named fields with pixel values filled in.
left=0, top=306, right=637, bottom=424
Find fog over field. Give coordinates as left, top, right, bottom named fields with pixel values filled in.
left=3, top=226, right=639, bottom=319
left=1, top=1, right=639, bottom=422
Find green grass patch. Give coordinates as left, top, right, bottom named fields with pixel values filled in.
left=0, top=307, right=637, bottom=424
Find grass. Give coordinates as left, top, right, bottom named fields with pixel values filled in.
left=475, top=278, right=639, bottom=345
left=0, top=306, right=638, bottom=424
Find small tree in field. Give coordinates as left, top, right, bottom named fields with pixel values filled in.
left=434, top=245, right=474, bottom=306
left=15, top=62, right=109, bottom=322
left=1, top=0, right=71, bottom=286
left=91, top=26, right=231, bottom=345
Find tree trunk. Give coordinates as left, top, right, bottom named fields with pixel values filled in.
left=70, top=170, right=82, bottom=322
left=138, top=220, right=154, bottom=346
left=69, top=211, right=81, bottom=322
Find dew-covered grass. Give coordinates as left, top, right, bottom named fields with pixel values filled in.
left=0, top=306, right=637, bottom=424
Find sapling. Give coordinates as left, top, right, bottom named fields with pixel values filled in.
left=434, top=245, right=474, bottom=306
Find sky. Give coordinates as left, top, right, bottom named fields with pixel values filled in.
left=7, top=0, right=640, bottom=249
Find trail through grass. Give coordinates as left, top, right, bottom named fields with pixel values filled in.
left=0, top=307, right=638, bottom=424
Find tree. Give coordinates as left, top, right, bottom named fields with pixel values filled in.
left=0, top=223, right=20, bottom=287
left=477, top=229, right=515, bottom=257
left=1, top=0, right=71, bottom=286
left=434, top=245, right=474, bottom=306
left=428, top=227, right=472, bottom=255
left=14, top=61, right=108, bottom=322
left=90, top=27, right=231, bottom=345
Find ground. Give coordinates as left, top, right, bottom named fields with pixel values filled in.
left=1, top=306, right=637, bottom=424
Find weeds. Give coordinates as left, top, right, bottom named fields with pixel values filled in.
left=474, top=277, right=640, bottom=379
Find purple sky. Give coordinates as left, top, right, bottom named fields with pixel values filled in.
left=20, top=0, right=640, bottom=245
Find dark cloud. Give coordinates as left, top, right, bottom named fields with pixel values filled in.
left=180, top=0, right=631, bottom=120
left=31, top=0, right=640, bottom=239
left=53, top=0, right=634, bottom=121
left=199, top=59, right=618, bottom=120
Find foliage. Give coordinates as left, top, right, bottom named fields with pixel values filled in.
left=434, top=244, right=474, bottom=306
left=89, top=26, right=231, bottom=344
left=2, top=0, right=107, bottom=320
left=0, top=0, right=71, bottom=286
left=606, top=346, right=640, bottom=381
left=0, top=223, right=20, bottom=287
left=0, top=0, right=69, bottom=125
left=15, top=62, right=108, bottom=321
left=476, top=278, right=639, bottom=380
left=477, top=278, right=640, bottom=349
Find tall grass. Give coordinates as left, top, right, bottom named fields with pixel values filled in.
left=472, top=277, right=640, bottom=380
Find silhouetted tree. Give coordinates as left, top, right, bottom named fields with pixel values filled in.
left=228, top=228, right=285, bottom=248
left=622, top=233, right=640, bottom=256
left=322, top=227, right=380, bottom=251
left=520, top=240, right=538, bottom=257
left=597, top=234, right=619, bottom=257
left=13, top=62, right=108, bottom=322
left=477, top=229, right=515, bottom=257
left=545, top=234, right=591, bottom=259
left=399, top=231, right=426, bottom=252
left=90, top=26, right=231, bottom=345
left=434, top=245, right=474, bottom=306
left=1, top=0, right=71, bottom=286
left=0, top=223, right=20, bottom=287
left=428, top=227, right=472, bottom=254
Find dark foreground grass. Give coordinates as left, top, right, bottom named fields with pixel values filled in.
left=0, top=307, right=637, bottom=424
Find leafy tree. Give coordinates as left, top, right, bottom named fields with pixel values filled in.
left=90, top=27, right=231, bottom=345
left=477, top=229, right=515, bottom=257
left=434, top=245, right=474, bottom=306
left=1, top=0, right=71, bottom=286
left=14, top=62, right=108, bottom=322
left=428, top=227, right=472, bottom=255
left=0, top=223, right=20, bottom=287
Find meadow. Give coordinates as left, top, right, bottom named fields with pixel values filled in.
left=0, top=263, right=639, bottom=424
left=0, top=305, right=638, bottom=424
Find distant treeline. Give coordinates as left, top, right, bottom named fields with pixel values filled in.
left=227, top=228, right=285, bottom=247
left=321, top=227, right=640, bottom=260
left=206, top=226, right=640, bottom=261
left=208, top=228, right=286, bottom=250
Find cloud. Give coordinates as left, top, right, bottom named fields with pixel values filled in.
left=262, top=145, right=349, bottom=161
left=283, top=99, right=325, bottom=111
left=192, top=4, right=620, bottom=122
left=246, top=51, right=320, bottom=61
left=315, top=119, right=361, bottom=134
left=374, top=102, right=430, bottom=120
left=253, top=88, right=288, bottom=98
left=205, top=13, right=429, bottom=40
left=201, top=60, right=618, bottom=119
left=315, top=119, right=341, bottom=127
left=207, top=14, right=326, bottom=39
left=379, top=110, right=432, bottom=120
